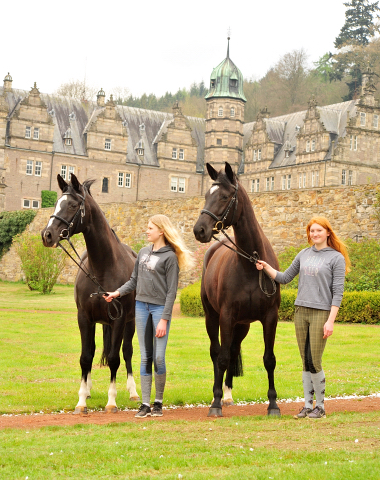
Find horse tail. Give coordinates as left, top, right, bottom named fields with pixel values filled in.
left=100, top=324, right=112, bottom=366
left=230, top=349, right=244, bottom=378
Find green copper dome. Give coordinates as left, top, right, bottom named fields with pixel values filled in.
left=205, top=40, right=246, bottom=102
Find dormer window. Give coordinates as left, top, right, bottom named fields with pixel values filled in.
left=65, top=138, right=72, bottom=146
left=33, top=128, right=39, bottom=140
left=230, top=107, right=235, bottom=117
left=257, top=149, right=262, bottom=160
left=360, top=112, right=366, bottom=126
left=218, top=107, right=223, bottom=117
left=25, top=126, right=31, bottom=139
left=105, top=138, right=111, bottom=151
left=229, top=79, right=237, bottom=87
left=211, top=79, right=215, bottom=88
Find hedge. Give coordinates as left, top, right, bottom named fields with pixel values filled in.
left=41, top=190, right=57, bottom=208
left=180, top=283, right=380, bottom=324
left=0, top=210, right=37, bottom=258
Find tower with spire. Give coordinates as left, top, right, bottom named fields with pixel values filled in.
left=204, top=35, right=246, bottom=172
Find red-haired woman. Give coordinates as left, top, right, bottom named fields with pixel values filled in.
left=256, top=217, right=351, bottom=419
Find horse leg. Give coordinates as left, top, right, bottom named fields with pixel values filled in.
left=223, top=323, right=250, bottom=406
left=122, top=319, right=140, bottom=401
left=104, top=322, right=123, bottom=413
left=74, top=316, right=96, bottom=414
left=262, top=309, right=281, bottom=416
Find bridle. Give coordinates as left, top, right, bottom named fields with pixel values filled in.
left=200, top=180, right=277, bottom=298
left=50, top=188, right=123, bottom=321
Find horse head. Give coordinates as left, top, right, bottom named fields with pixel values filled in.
left=194, top=162, right=241, bottom=243
left=41, top=174, right=93, bottom=248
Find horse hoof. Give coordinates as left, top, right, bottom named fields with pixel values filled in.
left=208, top=407, right=223, bottom=417
left=267, top=408, right=281, bottom=417
left=105, top=406, right=118, bottom=413
left=130, top=395, right=140, bottom=402
left=74, top=406, right=87, bottom=415
left=223, top=399, right=234, bottom=406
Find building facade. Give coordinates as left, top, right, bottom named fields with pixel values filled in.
left=1, top=49, right=380, bottom=213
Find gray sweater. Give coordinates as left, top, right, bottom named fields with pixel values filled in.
left=275, top=246, right=346, bottom=310
left=118, top=245, right=179, bottom=321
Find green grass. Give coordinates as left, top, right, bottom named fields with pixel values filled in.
left=1, top=281, right=380, bottom=479
left=0, top=281, right=380, bottom=413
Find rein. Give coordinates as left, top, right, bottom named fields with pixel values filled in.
left=50, top=190, right=123, bottom=321
left=201, top=181, right=277, bottom=298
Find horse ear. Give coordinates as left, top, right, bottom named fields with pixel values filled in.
left=57, top=174, right=68, bottom=192
left=206, top=163, right=218, bottom=181
left=70, top=174, right=81, bottom=192
left=225, top=162, right=234, bottom=184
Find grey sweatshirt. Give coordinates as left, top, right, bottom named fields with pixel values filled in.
left=275, top=246, right=346, bottom=310
left=117, top=245, right=179, bottom=321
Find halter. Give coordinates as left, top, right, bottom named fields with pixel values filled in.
left=200, top=181, right=277, bottom=298
left=50, top=188, right=123, bottom=321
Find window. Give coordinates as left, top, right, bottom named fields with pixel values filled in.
left=251, top=179, right=260, bottom=192
left=125, top=173, right=131, bottom=188
left=68, top=166, right=74, bottom=181
left=257, top=149, right=262, bottom=160
left=33, top=128, right=39, bottom=140
left=172, top=148, right=177, bottom=159
left=287, top=174, right=291, bottom=190
left=61, top=165, right=67, bottom=180
left=282, top=175, right=291, bottom=190
left=35, top=161, right=42, bottom=176
left=373, top=115, right=378, bottom=128
left=282, top=175, right=286, bottom=191
left=137, top=148, right=144, bottom=156
left=65, top=138, right=72, bottom=146
left=179, top=149, right=184, bottom=160
left=23, top=199, right=30, bottom=208
left=266, top=177, right=274, bottom=191
left=218, top=107, right=223, bottom=117
left=209, top=108, right=213, bottom=118
left=360, top=112, right=366, bottom=127
left=216, top=138, right=222, bottom=145
left=171, top=177, right=185, bottom=193
left=311, top=171, right=319, bottom=187
left=350, top=135, right=358, bottom=151
left=311, top=139, right=315, bottom=151
left=102, top=177, right=109, bottom=193
left=271, top=176, right=274, bottom=191
left=118, top=172, right=123, bottom=187
left=342, top=169, right=346, bottom=185
left=253, top=150, right=257, bottom=161
left=32, top=200, right=39, bottom=209
left=171, top=177, right=178, bottom=192
left=299, top=173, right=306, bottom=189
left=105, top=138, right=111, bottom=151
left=348, top=170, right=353, bottom=185
left=266, top=177, right=270, bottom=191
left=26, top=160, right=33, bottom=175
left=25, top=126, right=31, bottom=139
left=178, top=177, right=185, bottom=193
left=306, top=140, right=310, bottom=152
left=230, top=107, right=235, bottom=117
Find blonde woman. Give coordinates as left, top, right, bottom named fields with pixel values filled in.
left=256, top=217, right=350, bottom=419
left=104, top=215, right=192, bottom=418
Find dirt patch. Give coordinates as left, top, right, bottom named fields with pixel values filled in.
left=1, top=397, right=379, bottom=429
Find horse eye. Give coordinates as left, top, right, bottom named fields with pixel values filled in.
left=221, top=195, right=229, bottom=201
left=69, top=203, right=79, bottom=209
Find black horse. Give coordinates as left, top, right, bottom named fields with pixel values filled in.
left=41, top=174, right=139, bottom=413
left=193, top=162, right=281, bottom=417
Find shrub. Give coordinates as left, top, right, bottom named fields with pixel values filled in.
left=130, top=238, right=148, bottom=253
left=345, top=238, right=380, bottom=291
left=0, top=210, right=37, bottom=258
left=180, top=280, right=204, bottom=317
left=41, top=190, right=57, bottom=208
left=278, top=289, right=297, bottom=321
left=14, top=232, right=67, bottom=294
left=277, top=244, right=308, bottom=290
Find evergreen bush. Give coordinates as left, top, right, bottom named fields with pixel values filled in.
left=0, top=210, right=37, bottom=258
left=14, top=232, right=67, bottom=294
left=180, top=281, right=204, bottom=317
left=41, top=190, right=57, bottom=208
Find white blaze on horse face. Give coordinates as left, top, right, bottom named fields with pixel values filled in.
left=46, top=194, right=68, bottom=228
left=209, top=185, right=219, bottom=195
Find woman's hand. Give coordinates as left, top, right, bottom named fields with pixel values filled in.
left=323, top=319, right=334, bottom=339
left=256, top=260, right=277, bottom=280
left=103, top=291, right=120, bottom=303
left=156, top=319, right=168, bottom=338
left=256, top=260, right=267, bottom=271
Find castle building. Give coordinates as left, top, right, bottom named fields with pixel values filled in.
left=1, top=47, right=380, bottom=213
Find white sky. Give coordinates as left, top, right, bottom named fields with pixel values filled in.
left=3, top=0, right=347, bottom=99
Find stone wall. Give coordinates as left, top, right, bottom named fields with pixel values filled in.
left=1, top=183, right=379, bottom=286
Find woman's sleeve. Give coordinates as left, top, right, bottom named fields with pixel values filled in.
left=117, top=254, right=139, bottom=297
left=331, top=255, right=346, bottom=307
left=161, top=256, right=179, bottom=321
left=274, top=252, right=302, bottom=285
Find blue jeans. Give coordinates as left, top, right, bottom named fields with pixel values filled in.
left=135, top=301, right=171, bottom=376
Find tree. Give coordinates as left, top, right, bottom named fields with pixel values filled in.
left=335, top=0, right=380, bottom=48
left=55, top=80, right=97, bottom=102
left=274, top=49, right=309, bottom=107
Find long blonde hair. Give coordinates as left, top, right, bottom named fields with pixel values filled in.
left=306, top=216, right=351, bottom=274
left=149, top=214, right=193, bottom=271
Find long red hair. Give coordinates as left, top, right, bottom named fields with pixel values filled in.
left=306, top=216, right=351, bottom=274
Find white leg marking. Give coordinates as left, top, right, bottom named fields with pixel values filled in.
left=223, top=383, right=234, bottom=406
left=127, top=374, right=139, bottom=401
left=106, top=381, right=117, bottom=409
left=76, top=379, right=88, bottom=409
left=86, top=372, right=92, bottom=398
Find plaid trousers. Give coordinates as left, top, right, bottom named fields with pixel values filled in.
left=294, top=306, right=330, bottom=373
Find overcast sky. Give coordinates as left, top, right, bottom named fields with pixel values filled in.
left=4, top=0, right=347, bottom=99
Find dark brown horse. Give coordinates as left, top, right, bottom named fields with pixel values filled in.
left=41, top=174, right=139, bottom=413
left=193, top=162, right=281, bottom=417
